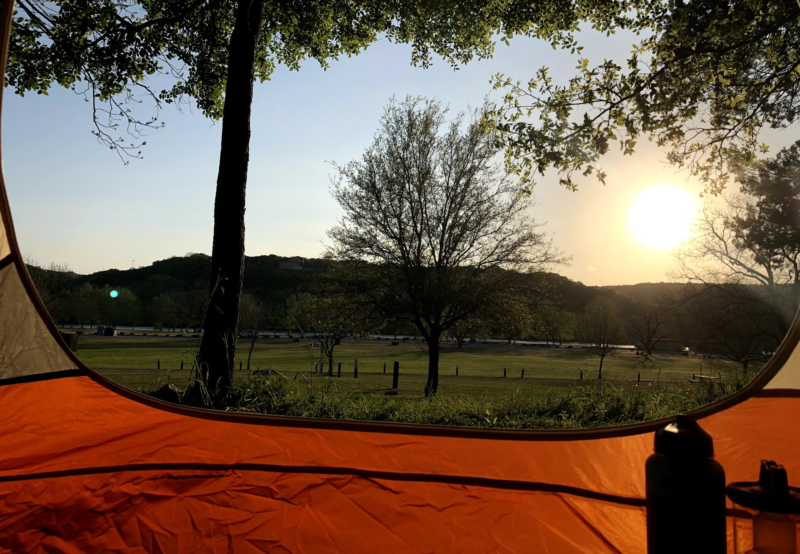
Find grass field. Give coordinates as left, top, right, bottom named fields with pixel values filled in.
left=64, top=334, right=756, bottom=428
left=73, top=335, right=745, bottom=399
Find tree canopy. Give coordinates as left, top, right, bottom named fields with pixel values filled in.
left=8, top=0, right=639, bottom=159
left=327, top=96, right=562, bottom=395
left=671, top=140, right=800, bottom=338
left=487, top=0, right=800, bottom=195
left=732, top=139, right=800, bottom=314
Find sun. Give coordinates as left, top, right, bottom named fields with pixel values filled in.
left=629, top=187, right=696, bottom=249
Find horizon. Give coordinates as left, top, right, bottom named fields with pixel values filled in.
left=33, top=251, right=687, bottom=290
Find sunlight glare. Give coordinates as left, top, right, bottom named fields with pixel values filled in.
left=629, top=187, right=696, bottom=249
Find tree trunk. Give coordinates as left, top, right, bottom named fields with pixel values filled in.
left=424, top=334, right=441, bottom=396
left=247, top=334, right=257, bottom=370
left=197, top=0, right=265, bottom=390
left=598, top=354, right=605, bottom=379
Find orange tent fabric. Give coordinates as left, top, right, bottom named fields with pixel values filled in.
left=1, top=377, right=799, bottom=553
left=1, top=1, right=799, bottom=551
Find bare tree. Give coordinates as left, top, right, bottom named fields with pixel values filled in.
left=578, top=298, right=625, bottom=378
left=673, top=284, right=778, bottom=370
left=673, top=199, right=796, bottom=336
left=672, top=140, right=800, bottom=339
left=327, top=97, right=563, bottom=395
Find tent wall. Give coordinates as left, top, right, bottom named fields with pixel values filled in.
left=0, top=210, right=9, bottom=260
left=0, top=375, right=798, bottom=553
left=764, top=341, right=800, bottom=390
left=0, top=263, right=78, bottom=379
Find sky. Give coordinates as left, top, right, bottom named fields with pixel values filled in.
left=3, top=27, right=796, bottom=286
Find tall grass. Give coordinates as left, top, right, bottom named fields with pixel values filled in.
left=148, top=367, right=753, bottom=430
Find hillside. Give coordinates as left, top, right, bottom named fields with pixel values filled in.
left=79, top=254, right=334, bottom=303
left=607, top=282, right=688, bottom=304
left=67, top=254, right=683, bottom=316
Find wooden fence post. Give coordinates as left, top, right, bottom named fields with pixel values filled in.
left=383, top=362, right=386, bottom=374
left=239, top=360, right=242, bottom=371
left=180, top=359, right=184, bottom=370
left=580, top=370, right=583, bottom=380
left=392, top=361, right=399, bottom=389
left=638, top=372, right=640, bottom=383
left=328, top=361, right=333, bottom=377
left=337, top=362, right=341, bottom=378
left=521, top=368, right=525, bottom=378
left=354, top=359, right=358, bottom=378
left=157, top=359, right=160, bottom=370
left=456, top=365, right=459, bottom=376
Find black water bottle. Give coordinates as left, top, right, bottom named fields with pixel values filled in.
left=645, top=414, right=726, bottom=554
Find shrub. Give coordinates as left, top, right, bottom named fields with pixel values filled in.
left=146, top=367, right=752, bottom=430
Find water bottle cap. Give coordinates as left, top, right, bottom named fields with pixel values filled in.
left=727, top=460, right=800, bottom=515
left=654, top=414, right=714, bottom=459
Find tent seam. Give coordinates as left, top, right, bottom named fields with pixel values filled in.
left=0, top=462, right=647, bottom=507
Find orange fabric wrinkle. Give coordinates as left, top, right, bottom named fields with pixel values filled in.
left=0, top=377, right=798, bottom=552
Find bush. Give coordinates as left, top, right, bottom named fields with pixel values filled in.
left=147, top=367, right=752, bottom=430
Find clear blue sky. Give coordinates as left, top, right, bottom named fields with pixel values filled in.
left=3, top=28, right=794, bottom=286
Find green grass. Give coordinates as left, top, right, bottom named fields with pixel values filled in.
left=106, top=369, right=578, bottom=401
left=72, top=334, right=755, bottom=429
left=76, top=335, right=753, bottom=423
left=78, top=335, right=737, bottom=383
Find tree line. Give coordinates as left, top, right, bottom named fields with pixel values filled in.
left=30, top=256, right=792, bottom=382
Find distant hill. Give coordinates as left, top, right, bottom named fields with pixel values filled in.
left=78, top=254, right=334, bottom=303
left=543, top=274, right=683, bottom=317
left=74, top=254, right=683, bottom=315
left=606, top=282, right=688, bottom=304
